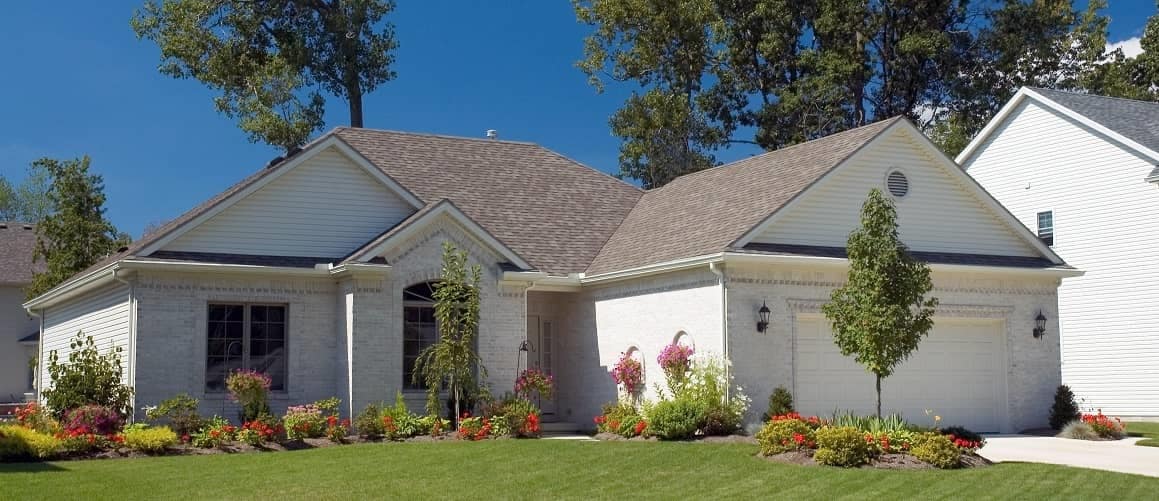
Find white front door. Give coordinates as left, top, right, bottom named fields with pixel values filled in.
left=793, top=316, right=1006, bottom=432
left=525, top=315, right=557, bottom=416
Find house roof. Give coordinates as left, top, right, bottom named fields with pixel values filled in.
left=1026, top=88, right=1159, bottom=156
left=335, top=128, right=642, bottom=275
left=0, top=222, right=43, bottom=285
left=585, top=118, right=903, bottom=275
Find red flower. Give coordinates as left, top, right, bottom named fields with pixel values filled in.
left=594, top=415, right=606, bottom=425
left=634, top=420, right=647, bottom=435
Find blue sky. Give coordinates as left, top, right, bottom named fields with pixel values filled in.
left=0, top=1, right=1152, bottom=237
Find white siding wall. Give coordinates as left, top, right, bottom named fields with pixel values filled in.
left=1, top=286, right=39, bottom=401
left=39, top=283, right=131, bottom=393
left=165, top=147, right=415, bottom=257
left=754, top=129, right=1038, bottom=257
left=965, top=99, right=1159, bottom=417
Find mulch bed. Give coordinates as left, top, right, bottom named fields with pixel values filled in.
left=761, top=449, right=990, bottom=470
left=45, top=434, right=459, bottom=462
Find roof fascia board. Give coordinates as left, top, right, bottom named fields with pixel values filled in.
left=579, top=253, right=725, bottom=285
left=731, top=119, right=905, bottom=248
left=955, top=87, right=1036, bottom=165
left=23, top=262, right=121, bottom=311
left=723, top=252, right=1083, bottom=278
left=138, top=134, right=424, bottom=257
left=353, top=201, right=534, bottom=270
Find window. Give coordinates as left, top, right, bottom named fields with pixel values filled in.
left=206, top=304, right=287, bottom=392
left=1037, top=211, right=1054, bottom=246
left=403, top=282, right=439, bottom=390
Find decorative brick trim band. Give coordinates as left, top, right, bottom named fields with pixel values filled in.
left=730, top=276, right=1056, bottom=296
left=589, top=276, right=720, bottom=302
left=787, top=298, right=1013, bottom=318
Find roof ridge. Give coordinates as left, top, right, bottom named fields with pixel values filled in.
left=657, top=116, right=904, bottom=189
left=1029, top=87, right=1159, bottom=109
left=334, top=126, right=539, bottom=146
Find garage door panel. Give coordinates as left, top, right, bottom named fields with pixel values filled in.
left=794, top=318, right=1004, bottom=432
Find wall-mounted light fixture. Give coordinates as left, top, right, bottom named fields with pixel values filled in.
left=1033, top=311, right=1047, bottom=339
left=757, top=301, right=771, bottom=334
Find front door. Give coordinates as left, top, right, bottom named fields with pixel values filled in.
left=525, top=315, right=557, bottom=417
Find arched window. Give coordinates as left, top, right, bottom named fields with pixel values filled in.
left=403, top=282, right=439, bottom=390
left=672, top=330, right=694, bottom=349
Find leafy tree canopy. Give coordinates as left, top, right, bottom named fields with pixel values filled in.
left=0, top=163, right=53, bottom=223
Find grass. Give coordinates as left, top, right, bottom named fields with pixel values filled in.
left=1127, top=421, right=1159, bottom=447
left=2, top=441, right=1158, bottom=500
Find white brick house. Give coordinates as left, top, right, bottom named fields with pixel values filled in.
left=26, top=118, right=1077, bottom=433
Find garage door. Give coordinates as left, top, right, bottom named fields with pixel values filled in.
left=794, top=316, right=1005, bottom=432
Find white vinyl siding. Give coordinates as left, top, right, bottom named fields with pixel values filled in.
left=164, top=147, right=415, bottom=257
left=965, top=98, right=1159, bottom=417
left=39, top=284, right=131, bottom=391
left=753, top=130, right=1039, bottom=257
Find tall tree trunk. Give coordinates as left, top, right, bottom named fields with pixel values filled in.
left=347, top=83, right=364, bottom=128
left=876, top=374, right=882, bottom=419
left=451, top=374, right=459, bottom=428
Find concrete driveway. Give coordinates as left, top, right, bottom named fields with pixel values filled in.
left=979, top=435, right=1159, bottom=477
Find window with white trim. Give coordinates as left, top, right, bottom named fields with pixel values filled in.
left=403, top=282, right=439, bottom=390
left=1037, top=211, right=1054, bottom=246
left=206, top=304, right=287, bottom=392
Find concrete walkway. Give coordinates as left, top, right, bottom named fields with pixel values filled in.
left=979, top=435, right=1159, bottom=477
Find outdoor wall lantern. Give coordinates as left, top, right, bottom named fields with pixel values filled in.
left=757, top=301, right=771, bottom=334
left=1033, top=311, right=1047, bottom=339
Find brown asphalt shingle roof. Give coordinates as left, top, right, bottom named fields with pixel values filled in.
left=585, top=118, right=902, bottom=275
left=335, top=129, right=642, bottom=274
left=0, top=222, right=43, bottom=284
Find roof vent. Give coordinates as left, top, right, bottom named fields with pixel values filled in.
left=886, top=170, right=909, bottom=198
left=22, top=224, right=32, bottom=230
left=0, top=223, right=7, bottom=229
left=485, top=129, right=498, bottom=140
left=266, top=155, right=285, bottom=169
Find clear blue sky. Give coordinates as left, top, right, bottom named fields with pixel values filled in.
left=0, top=1, right=1151, bottom=238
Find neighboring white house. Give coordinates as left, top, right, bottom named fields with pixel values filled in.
left=25, top=118, right=1078, bottom=433
left=1, top=222, right=42, bottom=404
left=959, top=87, right=1159, bottom=420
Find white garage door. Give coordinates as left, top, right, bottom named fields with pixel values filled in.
left=794, top=316, right=1006, bottom=432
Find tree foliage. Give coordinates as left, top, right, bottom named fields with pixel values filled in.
left=413, top=242, right=486, bottom=422
left=132, top=0, right=398, bottom=152
left=575, top=0, right=1133, bottom=186
left=43, top=332, right=135, bottom=420
left=0, top=163, right=53, bottom=223
left=27, top=157, right=130, bottom=299
left=822, top=189, right=938, bottom=418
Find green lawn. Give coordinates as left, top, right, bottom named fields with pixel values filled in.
left=1128, top=421, right=1159, bottom=447
left=1, top=440, right=1157, bottom=500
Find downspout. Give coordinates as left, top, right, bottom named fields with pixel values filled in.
left=708, top=262, right=729, bottom=397
left=27, top=308, right=43, bottom=403
left=112, top=268, right=137, bottom=421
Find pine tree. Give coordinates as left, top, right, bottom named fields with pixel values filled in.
left=1049, top=384, right=1081, bottom=430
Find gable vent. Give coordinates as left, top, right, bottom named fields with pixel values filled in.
left=886, top=170, right=909, bottom=198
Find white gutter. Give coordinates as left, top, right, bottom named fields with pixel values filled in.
left=708, top=262, right=729, bottom=399
left=722, top=252, right=1085, bottom=278
left=579, top=253, right=726, bottom=284
left=111, top=269, right=137, bottom=420
left=24, top=261, right=121, bottom=311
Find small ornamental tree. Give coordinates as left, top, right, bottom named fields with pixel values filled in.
left=1049, top=385, right=1081, bottom=430
left=822, top=189, right=938, bottom=418
left=414, top=242, right=486, bottom=424
left=43, top=331, right=134, bottom=419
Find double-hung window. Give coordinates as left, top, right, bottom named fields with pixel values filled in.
left=403, top=283, right=439, bottom=390
left=206, top=304, right=287, bottom=392
left=1037, top=211, right=1054, bottom=246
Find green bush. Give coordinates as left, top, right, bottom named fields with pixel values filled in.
left=382, top=393, right=422, bottom=440
left=911, top=432, right=961, bottom=469
left=123, top=426, right=178, bottom=453
left=1058, top=420, right=1098, bottom=440
left=146, top=394, right=203, bottom=437
left=596, top=402, right=646, bottom=438
left=42, top=332, right=134, bottom=419
left=700, top=403, right=742, bottom=436
left=491, top=397, right=540, bottom=438
left=355, top=403, right=385, bottom=439
left=755, top=418, right=815, bottom=455
left=646, top=399, right=703, bottom=440
left=0, top=425, right=63, bottom=461
left=813, top=426, right=872, bottom=467
left=761, top=386, right=794, bottom=421
left=1049, top=385, right=1081, bottom=431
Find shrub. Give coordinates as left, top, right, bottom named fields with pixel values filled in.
left=647, top=399, right=703, bottom=440
left=761, top=387, right=794, bottom=421
left=755, top=418, right=815, bottom=455
left=63, top=405, right=123, bottom=436
left=283, top=404, right=326, bottom=440
left=488, top=396, right=541, bottom=438
left=416, top=414, right=450, bottom=436
left=13, top=402, right=57, bottom=434
left=911, top=432, right=962, bottom=469
left=1049, top=385, right=1081, bottom=431
left=594, top=401, right=646, bottom=438
left=145, top=394, right=203, bottom=437
left=940, top=426, right=985, bottom=451
left=700, top=404, right=742, bottom=436
left=0, top=425, right=63, bottom=461
left=355, top=403, right=385, bottom=439
left=456, top=416, right=492, bottom=441
left=515, top=369, right=554, bottom=401
left=1081, top=410, right=1124, bottom=439
left=665, top=356, right=749, bottom=436
left=1058, top=420, right=1098, bottom=440
left=190, top=416, right=236, bottom=448
left=122, top=426, right=178, bottom=453
left=813, top=426, right=872, bottom=467
left=42, top=332, right=134, bottom=419
left=325, top=415, right=350, bottom=443
left=225, top=370, right=271, bottom=422
left=237, top=415, right=281, bottom=446
left=382, top=393, right=422, bottom=440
